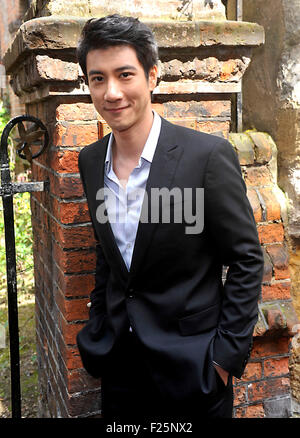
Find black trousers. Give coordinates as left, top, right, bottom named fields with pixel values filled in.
left=101, top=331, right=233, bottom=419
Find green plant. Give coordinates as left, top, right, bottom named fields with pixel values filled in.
left=0, top=100, right=10, bottom=132
left=0, top=191, right=34, bottom=293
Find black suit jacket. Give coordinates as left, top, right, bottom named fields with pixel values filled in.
left=76, top=117, right=264, bottom=401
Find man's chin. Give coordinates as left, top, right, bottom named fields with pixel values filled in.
left=108, top=121, right=134, bottom=133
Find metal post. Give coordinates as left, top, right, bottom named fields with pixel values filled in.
left=236, top=0, right=243, bottom=133
left=2, top=172, right=20, bottom=418
left=0, top=115, right=49, bottom=418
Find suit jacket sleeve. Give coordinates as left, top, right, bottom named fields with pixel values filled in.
left=78, top=151, right=110, bottom=319
left=204, top=139, right=264, bottom=378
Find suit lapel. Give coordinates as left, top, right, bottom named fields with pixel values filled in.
left=91, top=136, right=129, bottom=281
left=129, top=118, right=183, bottom=277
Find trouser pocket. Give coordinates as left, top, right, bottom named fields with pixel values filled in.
left=214, top=367, right=232, bottom=392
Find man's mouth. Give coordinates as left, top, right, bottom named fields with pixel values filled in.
left=105, top=106, right=129, bottom=113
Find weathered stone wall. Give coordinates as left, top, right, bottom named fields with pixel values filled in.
left=229, top=131, right=298, bottom=418
left=242, top=0, right=300, bottom=411
left=0, top=0, right=26, bottom=116
left=26, top=0, right=226, bottom=21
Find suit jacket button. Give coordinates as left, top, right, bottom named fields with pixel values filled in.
left=128, top=288, right=134, bottom=298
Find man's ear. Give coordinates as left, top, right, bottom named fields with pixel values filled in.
left=148, top=65, right=158, bottom=92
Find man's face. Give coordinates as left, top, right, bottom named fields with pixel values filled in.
left=86, top=45, right=158, bottom=133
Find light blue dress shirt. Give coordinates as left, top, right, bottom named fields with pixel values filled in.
left=104, top=111, right=162, bottom=271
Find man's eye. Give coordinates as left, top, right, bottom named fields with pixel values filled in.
left=92, top=76, right=103, bottom=82
left=121, top=72, right=132, bottom=78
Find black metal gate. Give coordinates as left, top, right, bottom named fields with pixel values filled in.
left=0, top=115, right=49, bottom=418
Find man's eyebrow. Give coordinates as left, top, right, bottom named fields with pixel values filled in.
left=88, top=65, right=138, bottom=76
left=115, top=65, right=138, bottom=72
left=88, top=70, right=103, bottom=77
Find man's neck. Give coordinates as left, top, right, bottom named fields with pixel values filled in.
left=112, top=110, right=154, bottom=162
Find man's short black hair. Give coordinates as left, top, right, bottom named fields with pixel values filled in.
left=77, top=14, right=159, bottom=81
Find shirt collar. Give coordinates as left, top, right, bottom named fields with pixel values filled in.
left=105, top=110, right=161, bottom=173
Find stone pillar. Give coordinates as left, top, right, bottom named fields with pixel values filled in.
left=7, top=3, right=299, bottom=418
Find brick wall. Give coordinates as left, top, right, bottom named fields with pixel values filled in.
left=229, top=132, right=298, bottom=417
left=29, top=95, right=231, bottom=417
left=29, top=97, right=226, bottom=417
left=29, top=98, right=102, bottom=417
left=28, top=97, right=298, bottom=418
left=3, top=13, right=299, bottom=418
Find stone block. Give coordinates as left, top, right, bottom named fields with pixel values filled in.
left=235, top=403, right=265, bottom=418
left=263, top=395, right=291, bottom=418
left=257, top=223, right=285, bottom=244
left=243, top=166, right=273, bottom=187
left=264, top=357, right=290, bottom=378
left=262, top=247, right=273, bottom=283
left=247, top=377, right=290, bottom=403
left=248, top=132, right=273, bottom=164
left=266, top=244, right=290, bottom=280
left=229, top=133, right=255, bottom=165
left=259, top=187, right=282, bottom=221
left=261, top=282, right=291, bottom=301
left=35, top=55, right=78, bottom=81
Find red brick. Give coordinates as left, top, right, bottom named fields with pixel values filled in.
left=66, top=369, right=101, bottom=394
left=266, top=244, right=290, bottom=280
left=162, top=100, right=230, bottom=119
left=247, top=188, right=262, bottom=222
left=244, top=166, right=273, bottom=187
left=51, top=149, right=80, bottom=173
left=242, top=362, right=262, bottom=381
left=259, top=187, right=281, bottom=221
left=251, top=338, right=290, bottom=359
left=233, top=384, right=247, bottom=406
left=196, top=120, right=230, bottom=137
left=53, top=123, right=98, bottom=147
left=55, top=287, right=89, bottom=321
left=235, top=404, right=265, bottom=418
left=262, top=281, right=291, bottom=301
left=61, top=317, right=86, bottom=345
left=264, top=357, right=289, bottom=377
left=168, top=118, right=196, bottom=130
left=49, top=173, right=84, bottom=199
left=31, top=160, right=48, bottom=183
left=257, top=223, right=285, bottom=244
left=52, top=221, right=95, bottom=249
left=53, top=241, right=96, bottom=274
left=51, top=197, right=90, bottom=224
left=247, top=377, right=290, bottom=402
left=65, top=345, right=83, bottom=370
left=64, top=297, right=90, bottom=322
left=56, top=103, right=97, bottom=121
left=264, top=306, right=287, bottom=333
left=57, top=271, right=95, bottom=298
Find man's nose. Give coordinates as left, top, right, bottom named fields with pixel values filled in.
left=104, top=79, right=123, bottom=101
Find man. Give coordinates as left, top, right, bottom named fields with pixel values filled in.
left=76, top=14, right=264, bottom=418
